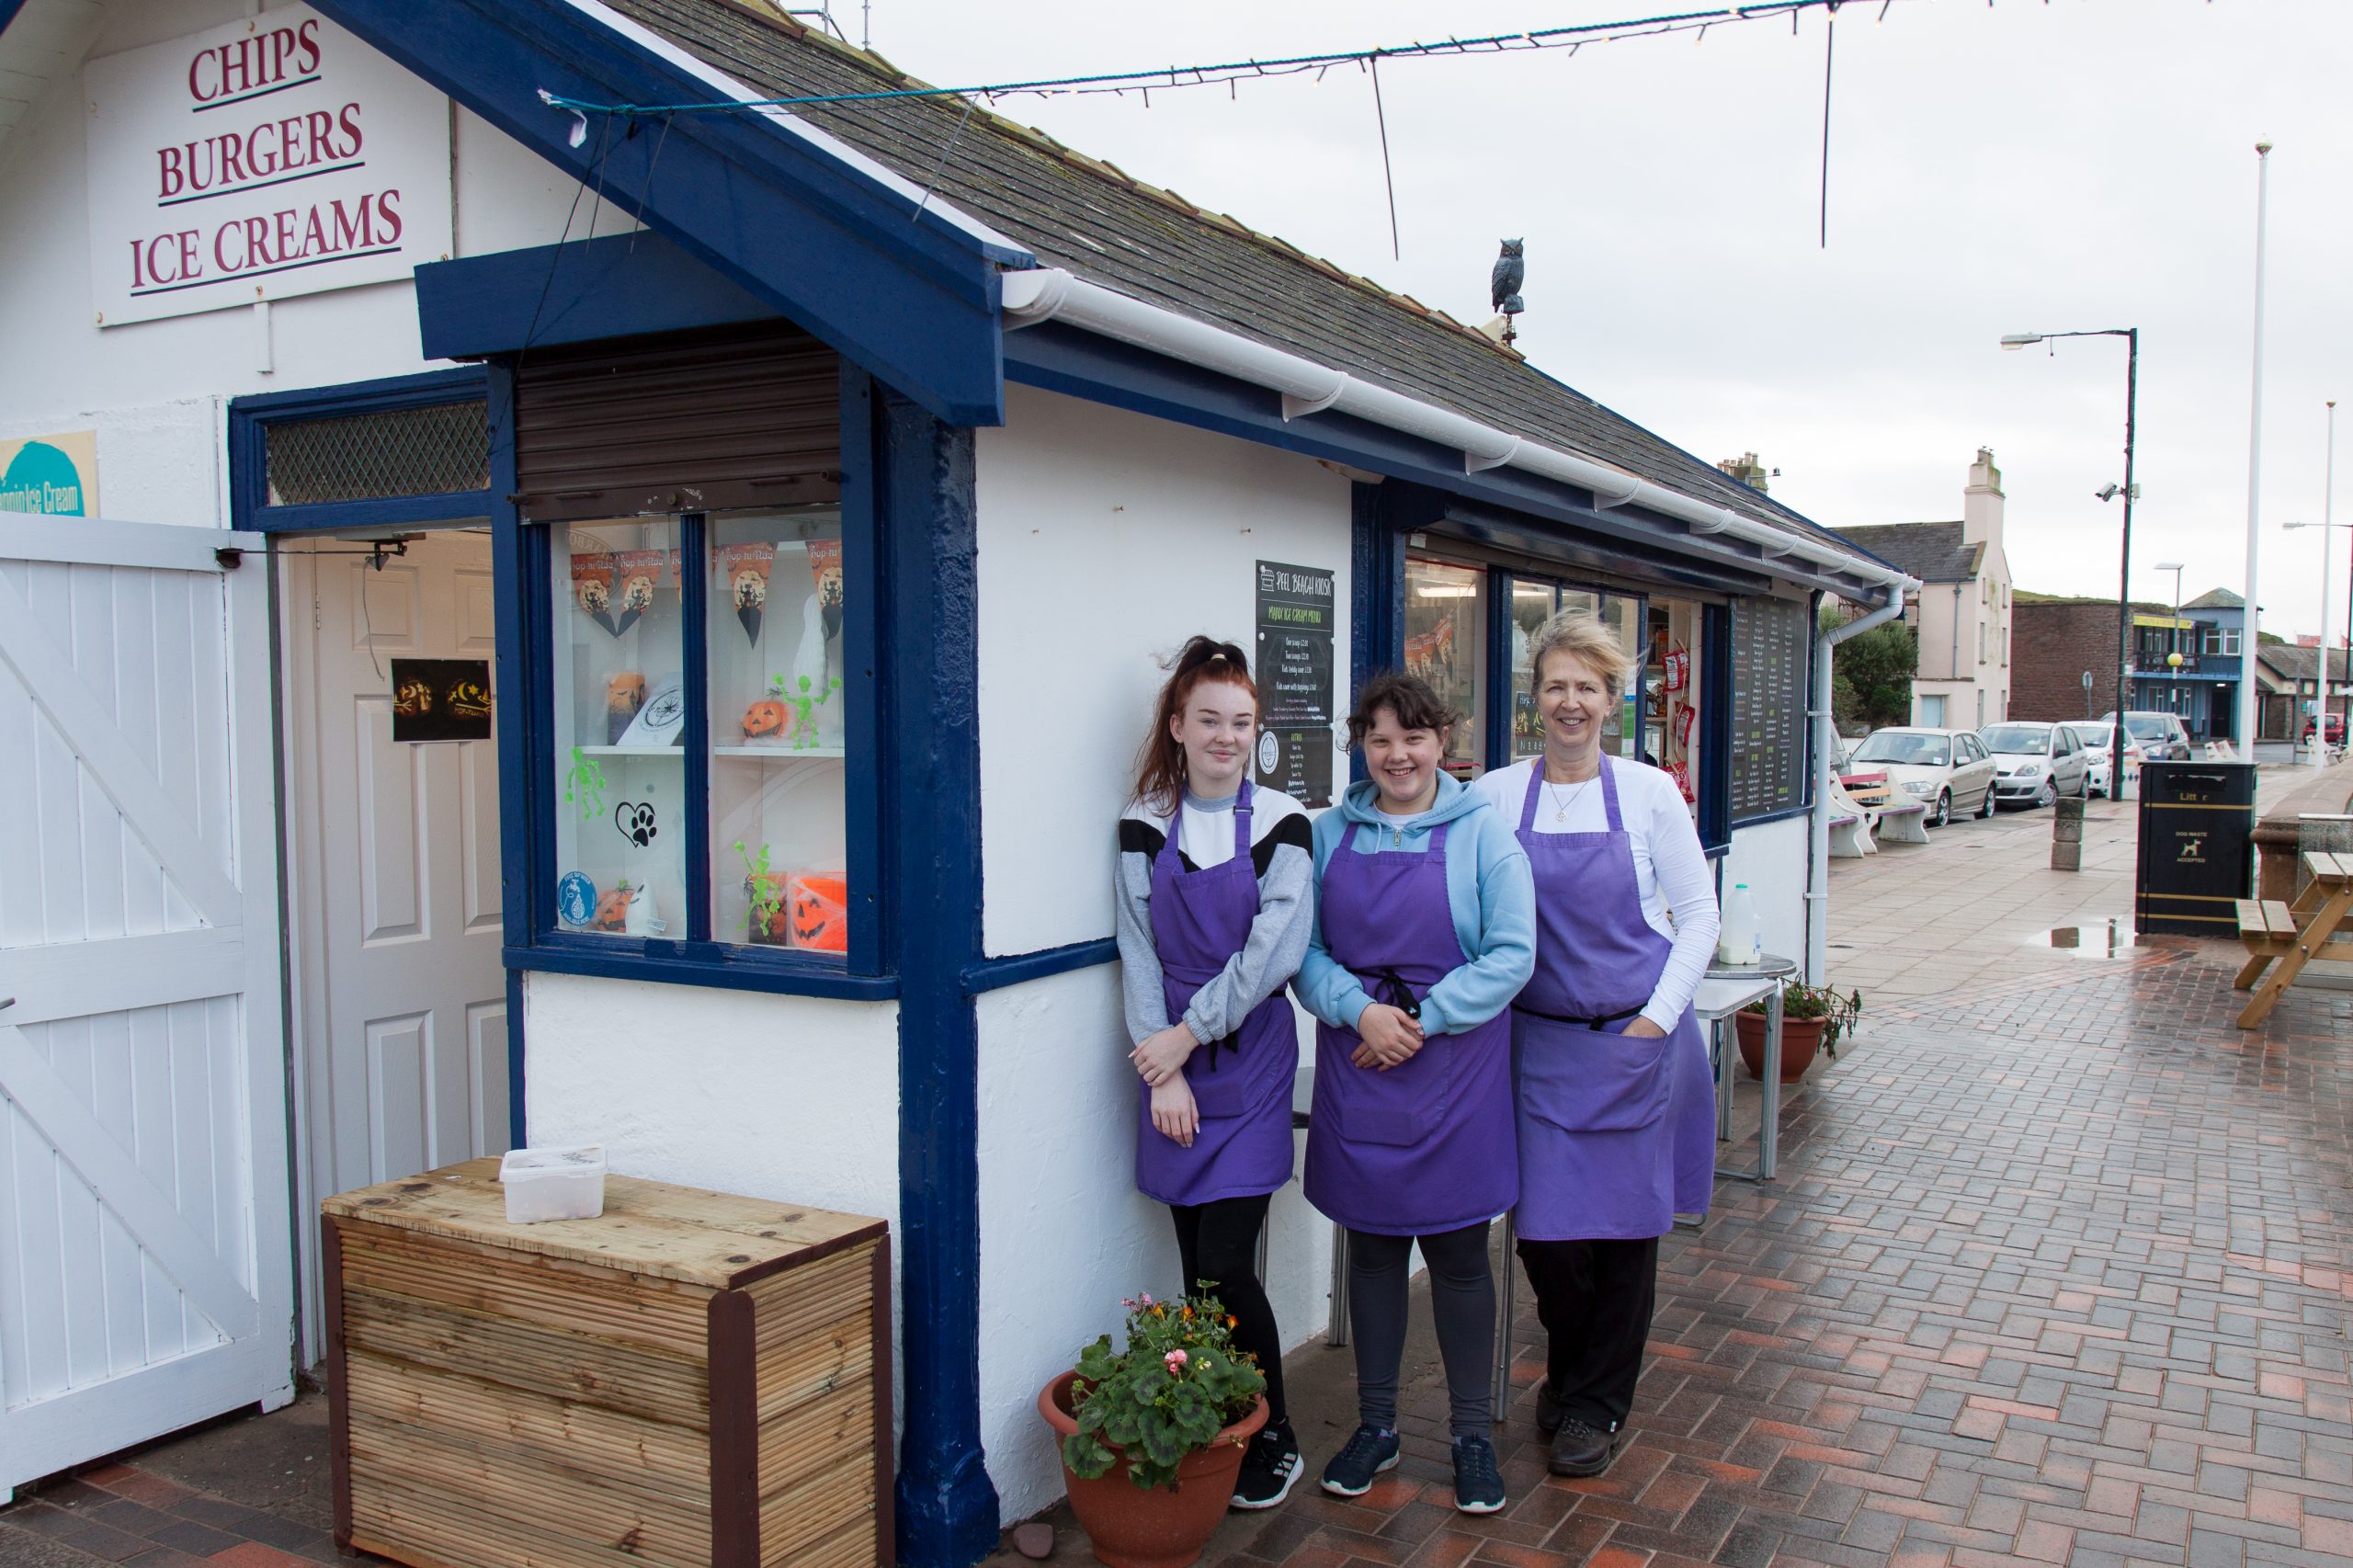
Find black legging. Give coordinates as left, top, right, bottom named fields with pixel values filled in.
left=1169, top=1194, right=1287, bottom=1428
left=1516, top=1235, right=1657, bottom=1430
left=1346, top=1221, right=1494, bottom=1440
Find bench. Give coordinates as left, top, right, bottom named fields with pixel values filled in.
left=1874, top=801, right=1930, bottom=845
left=2235, top=853, right=2353, bottom=1026
left=1827, top=812, right=1870, bottom=859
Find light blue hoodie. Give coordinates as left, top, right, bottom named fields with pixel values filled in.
left=1294, top=772, right=1536, bottom=1038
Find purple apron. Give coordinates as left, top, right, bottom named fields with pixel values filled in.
left=1302, top=818, right=1517, bottom=1236
left=1510, top=759, right=1715, bottom=1240
left=1135, top=783, right=1298, bottom=1206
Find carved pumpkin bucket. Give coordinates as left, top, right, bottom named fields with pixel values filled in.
left=591, top=887, right=633, bottom=932
left=786, top=873, right=848, bottom=953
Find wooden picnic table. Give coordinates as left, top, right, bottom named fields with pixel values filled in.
left=2234, top=850, right=2353, bottom=1028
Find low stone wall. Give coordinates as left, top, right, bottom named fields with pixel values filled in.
left=2254, top=761, right=2353, bottom=901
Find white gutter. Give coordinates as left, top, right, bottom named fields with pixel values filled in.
left=1000, top=267, right=1915, bottom=597
left=1804, top=590, right=1913, bottom=983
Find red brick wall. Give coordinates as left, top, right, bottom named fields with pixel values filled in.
left=2013, top=602, right=2128, bottom=722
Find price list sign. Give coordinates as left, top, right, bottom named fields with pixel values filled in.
left=1728, top=596, right=1811, bottom=821
left=1253, top=560, right=1337, bottom=806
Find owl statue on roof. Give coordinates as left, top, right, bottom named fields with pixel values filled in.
left=1490, top=238, right=1525, bottom=316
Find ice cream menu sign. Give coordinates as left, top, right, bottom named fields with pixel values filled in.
left=1727, top=595, right=1811, bottom=822
left=1253, top=560, right=1337, bottom=807
left=84, top=6, right=450, bottom=326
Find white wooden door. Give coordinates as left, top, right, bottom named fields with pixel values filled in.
left=284, top=533, right=508, bottom=1358
left=0, top=517, right=293, bottom=1500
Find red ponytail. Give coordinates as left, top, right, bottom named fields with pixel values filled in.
left=1132, top=637, right=1258, bottom=816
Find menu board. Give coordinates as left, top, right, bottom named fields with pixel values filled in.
left=1253, top=560, right=1337, bottom=807
left=1728, top=596, right=1811, bottom=821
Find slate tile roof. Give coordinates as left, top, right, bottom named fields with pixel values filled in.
left=1832, top=520, right=1982, bottom=584
left=2182, top=586, right=2244, bottom=610
left=603, top=0, right=1849, bottom=549
left=2257, top=642, right=2350, bottom=683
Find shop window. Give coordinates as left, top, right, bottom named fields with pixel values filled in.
left=1404, top=557, right=1485, bottom=778
left=707, top=509, right=848, bottom=954
left=1641, top=597, right=1700, bottom=811
left=1509, top=583, right=1644, bottom=769
left=551, top=520, right=688, bottom=939
left=266, top=401, right=490, bottom=505
left=1565, top=590, right=1643, bottom=761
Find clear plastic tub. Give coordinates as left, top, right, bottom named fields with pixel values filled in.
left=498, top=1145, right=607, bottom=1224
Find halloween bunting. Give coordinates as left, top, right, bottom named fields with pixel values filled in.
left=571, top=552, right=619, bottom=635
left=722, top=541, right=775, bottom=646
left=611, top=550, right=665, bottom=636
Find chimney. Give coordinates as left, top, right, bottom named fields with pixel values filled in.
left=1717, top=452, right=1769, bottom=493
left=1961, top=446, right=2003, bottom=551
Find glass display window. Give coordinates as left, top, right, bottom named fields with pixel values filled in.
left=1404, top=557, right=1485, bottom=778
left=1560, top=589, right=1643, bottom=761
left=706, top=509, right=849, bottom=951
left=1509, top=580, right=1556, bottom=761
left=1643, top=597, right=1703, bottom=814
left=551, top=518, right=688, bottom=939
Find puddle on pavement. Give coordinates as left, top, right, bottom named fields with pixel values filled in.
left=2030, top=919, right=2142, bottom=958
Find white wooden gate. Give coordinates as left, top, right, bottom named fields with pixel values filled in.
left=0, top=517, right=293, bottom=1498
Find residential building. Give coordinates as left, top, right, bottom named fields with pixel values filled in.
left=2256, top=642, right=2351, bottom=741
left=1837, top=449, right=2014, bottom=729
left=2011, top=587, right=2245, bottom=740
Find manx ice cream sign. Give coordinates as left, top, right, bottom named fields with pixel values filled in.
left=84, top=6, right=450, bottom=325
left=0, top=433, right=98, bottom=517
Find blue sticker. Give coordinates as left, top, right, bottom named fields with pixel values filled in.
left=558, top=871, right=597, bottom=926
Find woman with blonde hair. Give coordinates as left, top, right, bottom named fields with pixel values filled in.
left=1472, top=608, right=1719, bottom=1479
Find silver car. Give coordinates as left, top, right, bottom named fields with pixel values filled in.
left=1979, top=722, right=2091, bottom=808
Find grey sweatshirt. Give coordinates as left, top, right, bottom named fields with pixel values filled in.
left=1115, top=787, right=1315, bottom=1048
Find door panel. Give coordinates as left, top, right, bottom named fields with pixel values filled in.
left=287, top=532, right=507, bottom=1358
left=0, top=518, right=292, bottom=1501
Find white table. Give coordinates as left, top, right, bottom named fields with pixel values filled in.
left=1696, top=953, right=1797, bottom=1183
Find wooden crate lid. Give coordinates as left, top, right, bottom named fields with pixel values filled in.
left=322, top=1158, right=885, bottom=1289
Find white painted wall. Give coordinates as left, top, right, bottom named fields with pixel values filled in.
left=974, top=970, right=1333, bottom=1522
left=1723, top=812, right=1809, bottom=967
left=971, top=389, right=1351, bottom=1518
left=973, top=385, right=1353, bottom=958
left=0, top=0, right=637, bottom=527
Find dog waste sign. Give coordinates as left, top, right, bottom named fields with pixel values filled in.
left=1254, top=560, right=1336, bottom=807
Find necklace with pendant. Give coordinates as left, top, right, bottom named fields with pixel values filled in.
left=1543, top=769, right=1597, bottom=823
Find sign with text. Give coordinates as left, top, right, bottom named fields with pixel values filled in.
left=0, top=431, right=98, bottom=517
left=1253, top=560, right=1337, bottom=807
left=84, top=6, right=450, bottom=326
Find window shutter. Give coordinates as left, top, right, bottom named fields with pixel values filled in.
left=515, top=324, right=840, bottom=521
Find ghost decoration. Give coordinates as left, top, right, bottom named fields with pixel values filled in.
left=790, top=592, right=830, bottom=741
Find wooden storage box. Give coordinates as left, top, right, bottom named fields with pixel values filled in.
left=323, top=1159, right=890, bottom=1568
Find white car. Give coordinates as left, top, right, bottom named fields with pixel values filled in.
left=1978, top=722, right=2092, bottom=809
left=1841, top=726, right=2000, bottom=828
left=2060, top=722, right=2131, bottom=798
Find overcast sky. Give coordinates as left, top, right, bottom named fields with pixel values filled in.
left=858, top=0, right=2351, bottom=639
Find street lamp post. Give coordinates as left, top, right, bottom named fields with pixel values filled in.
left=2003, top=326, right=2139, bottom=797
left=2154, top=561, right=2186, bottom=725
left=2241, top=141, right=2274, bottom=749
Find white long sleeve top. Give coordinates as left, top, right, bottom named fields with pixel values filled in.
left=1470, top=757, right=1721, bottom=1031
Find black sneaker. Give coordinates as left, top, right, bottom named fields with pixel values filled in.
left=1232, top=1423, right=1302, bottom=1510
left=1319, top=1424, right=1400, bottom=1496
left=1549, top=1415, right=1616, bottom=1478
left=1451, top=1434, right=1506, bottom=1514
left=1534, top=1380, right=1564, bottom=1438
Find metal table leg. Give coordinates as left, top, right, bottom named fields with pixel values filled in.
left=1712, top=1014, right=1733, bottom=1139
left=1327, top=1221, right=1350, bottom=1346
left=1490, top=1210, right=1516, bottom=1425
left=1255, top=1210, right=1270, bottom=1284
left=1759, top=980, right=1782, bottom=1180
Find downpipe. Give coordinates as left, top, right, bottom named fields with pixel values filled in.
left=1807, top=589, right=1915, bottom=983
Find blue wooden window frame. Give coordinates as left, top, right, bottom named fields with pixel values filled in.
left=496, top=361, right=892, bottom=1000
left=1494, top=571, right=1651, bottom=775
left=229, top=367, right=494, bottom=533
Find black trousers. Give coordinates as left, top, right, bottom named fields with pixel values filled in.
left=1169, top=1194, right=1287, bottom=1428
left=1515, top=1234, right=1658, bottom=1430
left=1347, top=1221, right=1494, bottom=1440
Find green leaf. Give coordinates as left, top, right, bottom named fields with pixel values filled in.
left=1063, top=1432, right=1114, bottom=1481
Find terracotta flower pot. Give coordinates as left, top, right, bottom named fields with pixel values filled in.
left=1735, top=1010, right=1825, bottom=1082
left=1037, top=1370, right=1267, bottom=1568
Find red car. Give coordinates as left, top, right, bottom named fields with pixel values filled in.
left=2304, top=712, right=2347, bottom=746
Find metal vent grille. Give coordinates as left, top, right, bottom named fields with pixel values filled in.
left=265, top=401, right=490, bottom=506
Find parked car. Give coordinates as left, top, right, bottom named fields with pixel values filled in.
left=2095, top=710, right=2192, bottom=761
left=1978, top=722, right=2092, bottom=808
left=1841, top=726, right=1999, bottom=828
left=2303, top=711, right=2347, bottom=747
left=2058, top=722, right=2126, bottom=798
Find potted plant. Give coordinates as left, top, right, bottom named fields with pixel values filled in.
left=1736, top=983, right=1861, bottom=1082
left=1036, top=1290, right=1267, bottom=1568
left=733, top=841, right=790, bottom=945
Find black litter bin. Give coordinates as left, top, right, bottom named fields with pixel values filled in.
left=2134, top=760, right=2257, bottom=935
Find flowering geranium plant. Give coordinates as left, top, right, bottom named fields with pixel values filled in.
left=1062, top=1289, right=1267, bottom=1491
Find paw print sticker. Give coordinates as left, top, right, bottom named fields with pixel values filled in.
left=613, top=801, right=659, bottom=848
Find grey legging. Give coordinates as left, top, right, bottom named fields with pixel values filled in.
left=1345, top=1221, right=1494, bottom=1440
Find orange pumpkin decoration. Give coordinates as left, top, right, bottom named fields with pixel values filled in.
left=592, top=886, right=633, bottom=932
left=741, top=699, right=789, bottom=739
left=786, top=873, right=848, bottom=952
